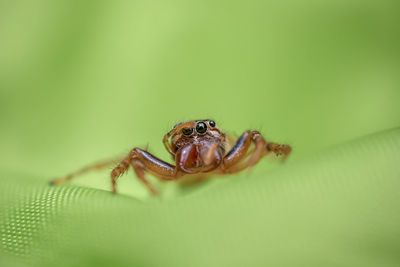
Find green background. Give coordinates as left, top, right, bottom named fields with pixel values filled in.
left=1, top=1, right=399, bottom=266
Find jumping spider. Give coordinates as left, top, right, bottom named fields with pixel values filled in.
left=51, top=120, right=291, bottom=195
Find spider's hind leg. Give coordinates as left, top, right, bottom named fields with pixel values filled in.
left=50, top=157, right=123, bottom=185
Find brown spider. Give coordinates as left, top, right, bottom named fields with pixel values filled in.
left=51, top=120, right=291, bottom=195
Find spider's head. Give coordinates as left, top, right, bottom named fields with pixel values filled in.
left=164, top=120, right=225, bottom=173
left=169, top=120, right=222, bottom=149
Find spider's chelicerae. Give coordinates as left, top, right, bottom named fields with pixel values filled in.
left=51, top=120, right=291, bottom=194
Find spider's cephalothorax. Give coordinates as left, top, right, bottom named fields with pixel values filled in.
left=51, top=120, right=291, bottom=195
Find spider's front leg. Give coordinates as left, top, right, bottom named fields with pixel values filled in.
left=221, top=130, right=291, bottom=173
left=111, top=148, right=180, bottom=195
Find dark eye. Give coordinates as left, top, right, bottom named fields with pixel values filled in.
left=209, top=120, right=216, bottom=127
left=196, top=122, right=207, bottom=134
left=182, top=128, right=193, bottom=136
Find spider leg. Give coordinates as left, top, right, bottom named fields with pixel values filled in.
left=222, top=131, right=265, bottom=170
left=50, top=157, right=123, bottom=185
left=163, top=130, right=175, bottom=157
left=265, top=142, right=292, bottom=160
left=221, top=130, right=291, bottom=174
left=130, top=160, right=158, bottom=195
left=111, top=148, right=180, bottom=194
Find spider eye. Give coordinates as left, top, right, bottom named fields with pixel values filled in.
left=209, top=120, right=216, bottom=127
left=182, top=128, right=193, bottom=136
left=196, top=122, right=207, bottom=134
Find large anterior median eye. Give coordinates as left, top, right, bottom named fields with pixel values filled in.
left=196, top=122, right=207, bottom=134
left=182, top=128, right=193, bottom=136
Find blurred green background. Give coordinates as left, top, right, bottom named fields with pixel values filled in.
left=1, top=0, right=400, bottom=266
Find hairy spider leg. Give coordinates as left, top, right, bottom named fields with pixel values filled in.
left=50, top=157, right=124, bottom=185
left=265, top=142, right=292, bottom=160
